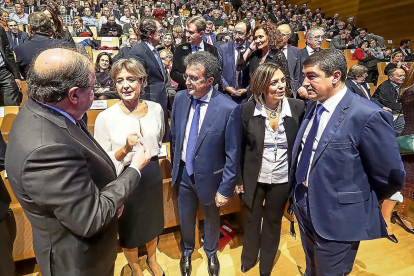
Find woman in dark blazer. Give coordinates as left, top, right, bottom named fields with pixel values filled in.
left=237, top=63, right=305, bottom=276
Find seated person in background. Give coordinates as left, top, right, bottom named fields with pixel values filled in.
left=395, top=39, right=412, bottom=57
left=100, top=14, right=123, bottom=37
left=94, top=52, right=118, bottom=100
left=6, top=19, right=29, bottom=51
left=113, top=33, right=139, bottom=62
left=120, top=7, right=132, bottom=25
left=9, top=3, right=29, bottom=25
left=384, top=51, right=411, bottom=75
left=71, top=16, right=92, bottom=37
left=0, top=10, right=10, bottom=31
left=367, top=38, right=384, bottom=59
left=158, top=32, right=175, bottom=53
left=372, top=68, right=405, bottom=114
left=211, top=9, right=224, bottom=27
left=329, top=30, right=354, bottom=50
left=59, top=5, right=74, bottom=27
left=354, top=27, right=384, bottom=48
left=152, top=3, right=165, bottom=21
left=99, top=8, right=120, bottom=29
left=203, top=21, right=216, bottom=45
left=352, top=40, right=370, bottom=61
left=82, top=7, right=99, bottom=29
left=346, top=64, right=377, bottom=101
left=122, top=15, right=138, bottom=34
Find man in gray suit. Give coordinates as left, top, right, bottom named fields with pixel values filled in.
left=277, top=24, right=302, bottom=96
left=5, top=48, right=151, bottom=276
left=354, top=28, right=384, bottom=48
left=330, top=30, right=354, bottom=50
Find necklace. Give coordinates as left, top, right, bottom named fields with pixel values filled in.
left=263, top=102, right=280, bottom=119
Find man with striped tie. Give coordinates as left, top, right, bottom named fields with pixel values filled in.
left=170, top=51, right=242, bottom=276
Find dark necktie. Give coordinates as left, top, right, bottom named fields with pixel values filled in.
left=296, top=104, right=325, bottom=184
left=13, top=35, right=18, bottom=48
left=185, top=98, right=204, bottom=175
left=357, top=83, right=369, bottom=99
left=152, top=48, right=165, bottom=79
left=235, top=46, right=244, bottom=89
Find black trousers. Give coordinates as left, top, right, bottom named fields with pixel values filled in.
left=0, top=211, right=16, bottom=276
left=241, top=182, right=289, bottom=273
left=0, top=68, right=21, bottom=106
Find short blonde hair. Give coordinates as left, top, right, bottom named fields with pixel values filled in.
left=250, top=63, right=291, bottom=102
left=111, top=58, right=148, bottom=91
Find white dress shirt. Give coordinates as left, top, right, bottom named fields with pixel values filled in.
left=306, top=45, right=318, bottom=56
left=255, top=97, right=291, bottom=184
left=351, top=80, right=370, bottom=99
left=181, top=86, right=213, bottom=161
left=281, top=45, right=288, bottom=59
left=298, top=86, right=347, bottom=186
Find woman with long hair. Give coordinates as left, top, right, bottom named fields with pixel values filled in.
left=94, top=52, right=118, bottom=100
left=41, top=5, right=75, bottom=47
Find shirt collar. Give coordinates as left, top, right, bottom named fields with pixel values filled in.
left=192, top=40, right=205, bottom=51
left=37, top=100, right=77, bottom=125
left=317, top=85, right=347, bottom=113
left=253, top=97, right=291, bottom=118
left=145, top=41, right=155, bottom=51
left=306, top=45, right=318, bottom=55
left=391, top=81, right=401, bottom=90
left=193, top=86, right=213, bottom=103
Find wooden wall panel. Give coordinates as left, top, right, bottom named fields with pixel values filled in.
left=284, top=0, right=414, bottom=48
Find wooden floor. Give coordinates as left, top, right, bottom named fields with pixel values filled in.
left=16, top=209, right=414, bottom=276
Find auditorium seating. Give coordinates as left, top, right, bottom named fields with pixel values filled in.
left=377, top=75, right=388, bottom=86
left=347, top=59, right=359, bottom=71
left=377, top=62, right=388, bottom=76
left=368, top=83, right=376, bottom=95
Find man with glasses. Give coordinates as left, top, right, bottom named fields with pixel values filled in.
left=99, top=14, right=123, bottom=37
left=9, top=3, right=29, bottom=25
left=59, top=5, right=74, bottom=27
left=6, top=19, right=29, bottom=51
left=170, top=51, right=242, bottom=276
left=129, top=18, right=169, bottom=141
left=218, top=21, right=250, bottom=103
left=297, top=27, right=325, bottom=100
left=171, top=15, right=219, bottom=91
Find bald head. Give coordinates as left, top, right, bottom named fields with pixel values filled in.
left=277, top=24, right=291, bottom=47
left=35, top=48, right=87, bottom=74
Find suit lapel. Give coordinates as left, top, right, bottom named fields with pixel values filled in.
left=310, top=91, right=352, bottom=171
left=195, top=89, right=221, bottom=153
left=291, top=101, right=315, bottom=165
left=179, top=92, right=192, bottom=151
left=142, top=42, right=164, bottom=77
left=228, top=42, right=236, bottom=74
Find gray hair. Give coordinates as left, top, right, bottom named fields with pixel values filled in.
left=302, top=49, right=348, bottom=81
left=185, top=51, right=220, bottom=85
left=306, top=26, right=325, bottom=43
left=27, top=48, right=92, bottom=103
left=347, top=64, right=368, bottom=79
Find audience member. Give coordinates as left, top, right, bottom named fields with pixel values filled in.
left=107, top=1, right=121, bottom=20
left=352, top=40, right=370, bottom=61
left=0, top=10, right=10, bottom=31
left=384, top=51, right=410, bottom=75
left=211, top=9, right=223, bottom=27
left=160, top=32, right=175, bottom=53
left=71, top=16, right=92, bottom=37
left=41, top=5, right=75, bottom=47
left=354, top=27, right=384, bottom=48
left=94, top=52, right=117, bottom=100
left=81, top=7, right=99, bottom=29
left=100, top=14, right=123, bottom=37
left=122, top=15, right=138, bottom=34
left=345, top=64, right=376, bottom=101
left=171, top=15, right=219, bottom=91
left=99, top=7, right=120, bottom=29
left=329, top=30, right=354, bottom=50
left=373, top=68, right=405, bottom=113
left=113, top=33, right=139, bottom=62
left=6, top=19, right=29, bottom=51
left=239, top=62, right=304, bottom=276
left=202, top=21, right=216, bottom=45
left=59, top=5, right=73, bottom=26
left=292, top=49, right=405, bottom=276
left=94, top=58, right=165, bottom=276
left=3, top=0, right=16, bottom=14
left=25, top=0, right=38, bottom=15
left=9, top=3, right=29, bottom=25
left=6, top=47, right=151, bottom=276
left=395, top=39, right=412, bottom=57
left=170, top=51, right=242, bottom=276
left=15, top=12, right=69, bottom=79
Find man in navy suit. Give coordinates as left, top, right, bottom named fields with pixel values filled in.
left=14, top=12, right=70, bottom=79
left=202, top=21, right=216, bottom=45
left=107, top=1, right=120, bottom=20
left=345, top=64, right=382, bottom=106
left=290, top=49, right=405, bottom=276
left=278, top=24, right=302, bottom=96
left=129, top=18, right=169, bottom=140
left=6, top=19, right=29, bottom=51
left=297, top=27, right=325, bottom=98
left=218, top=21, right=250, bottom=103
left=170, top=51, right=242, bottom=276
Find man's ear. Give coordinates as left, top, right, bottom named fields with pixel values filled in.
left=67, top=87, right=80, bottom=104
left=332, top=70, right=342, bottom=84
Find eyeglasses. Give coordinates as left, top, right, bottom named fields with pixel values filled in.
left=8, top=24, right=18, bottom=28
left=184, top=74, right=204, bottom=83
left=157, top=29, right=164, bottom=35
left=312, top=35, right=325, bottom=40
left=280, top=33, right=291, bottom=38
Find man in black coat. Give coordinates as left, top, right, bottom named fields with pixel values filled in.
left=171, top=15, right=219, bottom=91
left=14, top=12, right=69, bottom=79
left=0, top=25, right=22, bottom=106
left=372, top=68, right=405, bottom=114
left=99, top=14, right=123, bottom=37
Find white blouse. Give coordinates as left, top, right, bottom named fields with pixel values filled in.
left=254, top=97, right=291, bottom=184
left=94, top=101, right=165, bottom=175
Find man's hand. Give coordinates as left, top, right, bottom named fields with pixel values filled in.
left=235, top=185, right=244, bottom=194
left=15, top=79, right=22, bottom=91
left=130, top=139, right=151, bottom=170
left=215, top=192, right=229, bottom=207
left=297, top=86, right=308, bottom=99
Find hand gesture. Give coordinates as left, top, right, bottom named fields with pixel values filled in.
left=125, top=133, right=139, bottom=153
left=130, top=139, right=151, bottom=171
left=235, top=185, right=244, bottom=194
left=297, top=86, right=308, bottom=99
left=215, top=192, right=229, bottom=207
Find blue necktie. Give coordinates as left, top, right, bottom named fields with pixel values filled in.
left=191, top=45, right=199, bottom=52
left=295, top=104, right=325, bottom=184
left=152, top=48, right=165, bottom=79
left=186, top=98, right=203, bottom=175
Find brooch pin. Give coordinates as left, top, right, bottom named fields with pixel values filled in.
left=183, top=46, right=188, bottom=50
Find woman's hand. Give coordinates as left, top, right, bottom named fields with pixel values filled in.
left=125, top=133, right=140, bottom=153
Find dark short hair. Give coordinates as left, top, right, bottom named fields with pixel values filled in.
left=400, top=39, right=411, bottom=46
left=95, top=52, right=113, bottom=72
left=185, top=51, right=220, bottom=85
left=302, top=49, right=347, bottom=81
left=139, top=17, right=158, bottom=40
left=235, top=20, right=251, bottom=37
left=359, top=28, right=368, bottom=33
left=27, top=48, right=91, bottom=103
left=28, top=12, right=52, bottom=36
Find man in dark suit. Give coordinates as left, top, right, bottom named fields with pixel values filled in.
left=24, top=0, right=38, bottom=14
left=345, top=64, right=376, bottom=101
left=372, top=68, right=405, bottom=114
left=99, top=14, right=123, bottom=37
left=14, top=12, right=69, bottom=79
left=297, top=27, right=324, bottom=100
left=6, top=19, right=29, bottom=51
left=0, top=25, right=22, bottom=106
left=0, top=134, right=15, bottom=276
left=171, top=15, right=220, bottom=91
left=107, top=0, right=120, bottom=20
left=278, top=24, right=302, bottom=96
left=291, top=49, right=405, bottom=275
left=218, top=21, right=250, bottom=103
left=202, top=21, right=216, bottom=45
left=5, top=47, right=151, bottom=276
left=129, top=18, right=169, bottom=141
left=171, top=51, right=242, bottom=276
